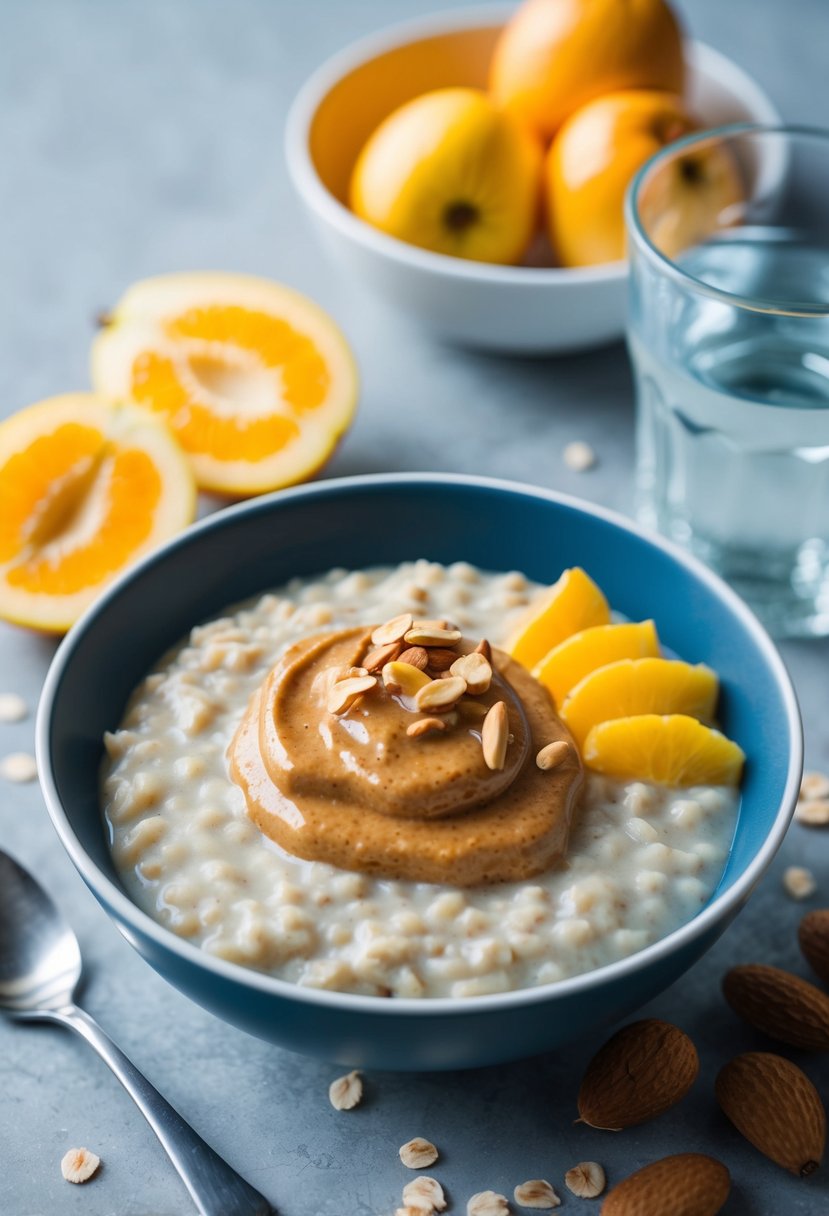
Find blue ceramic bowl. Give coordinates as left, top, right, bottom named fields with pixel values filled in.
left=37, top=474, right=802, bottom=1070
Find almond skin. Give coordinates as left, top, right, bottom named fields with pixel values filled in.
left=799, top=908, right=829, bottom=985
left=578, top=1019, right=699, bottom=1130
left=601, top=1154, right=730, bottom=1216
left=716, top=1052, right=826, bottom=1176
left=722, top=963, right=829, bottom=1051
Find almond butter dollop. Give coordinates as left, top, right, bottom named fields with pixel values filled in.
left=229, top=625, right=583, bottom=884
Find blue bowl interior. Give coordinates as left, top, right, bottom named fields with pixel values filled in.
left=45, top=478, right=794, bottom=914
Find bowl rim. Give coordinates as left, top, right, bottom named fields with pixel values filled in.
left=284, top=3, right=783, bottom=288
left=37, top=472, right=803, bottom=1018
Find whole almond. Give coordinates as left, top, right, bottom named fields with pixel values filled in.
left=601, top=1154, right=729, bottom=1216
left=722, top=964, right=829, bottom=1051
left=799, top=908, right=829, bottom=985
left=716, top=1052, right=825, bottom=1176
left=398, top=646, right=429, bottom=671
left=475, top=638, right=492, bottom=661
left=425, top=647, right=460, bottom=672
left=577, top=1019, right=699, bottom=1130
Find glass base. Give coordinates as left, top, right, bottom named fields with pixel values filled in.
left=637, top=499, right=829, bottom=639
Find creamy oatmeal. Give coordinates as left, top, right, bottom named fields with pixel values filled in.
left=102, top=560, right=738, bottom=999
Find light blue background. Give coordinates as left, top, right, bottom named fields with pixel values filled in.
left=1, top=2, right=827, bottom=1213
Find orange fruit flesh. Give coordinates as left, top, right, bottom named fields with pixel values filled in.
left=507, top=567, right=610, bottom=670
left=91, top=273, right=358, bottom=496
left=0, top=395, right=195, bottom=632
left=533, top=619, right=660, bottom=705
left=560, top=657, right=719, bottom=748
left=583, top=714, right=745, bottom=787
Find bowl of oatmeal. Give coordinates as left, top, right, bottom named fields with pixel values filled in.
left=37, top=474, right=801, bottom=1068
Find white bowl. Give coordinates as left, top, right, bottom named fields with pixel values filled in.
left=285, top=5, right=782, bottom=354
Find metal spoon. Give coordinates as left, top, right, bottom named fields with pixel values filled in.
left=0, top=849, right=276, bottom=1215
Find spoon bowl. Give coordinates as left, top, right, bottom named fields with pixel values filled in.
left=0, top=851, right=81, bottom=1014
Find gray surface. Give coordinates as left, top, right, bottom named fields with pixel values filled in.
left=1, top=1, right=828, bottom=1213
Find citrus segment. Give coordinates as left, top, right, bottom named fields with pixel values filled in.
left=583, top=714, right=745, bottom=786
left=507, top=567, right=610, bottom=670
left=91, top=272, right=358, bottom=495
left=561, top=657, right=718, bottom=747
left=533, top=619, right=660, bottom=705
left=0, top=394, right=195, bottom=633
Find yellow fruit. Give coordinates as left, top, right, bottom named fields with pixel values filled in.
left=546, top=89, right=698, bottom=267
left=534, top=620, right=660, bottom=705
left=91, top=272, right=358, bottom=496
left=0, top=394, right=195, bottom=633
left=350, top=88, right=541, bottom=265
left=507, top=567, right=610, bottom=671
left=490, top=0, right=685, bottom=140
left=561, top=657, right=719, bottom=747
left=583, top=714, right=745, bottom=786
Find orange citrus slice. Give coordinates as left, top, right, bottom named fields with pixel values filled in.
left=561, top=657, right=719, bottom=748
left=533, top=619, right=660, bottom=705
left=583, top=714, right=745, bottom=786
left=0, top=394, right=195, bottom=633
left=91, top=272, right=358, bottom=495
left=506, top=567, right=610, bottom=670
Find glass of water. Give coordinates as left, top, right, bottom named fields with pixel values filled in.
left=626, top=125, right=829, bottom=637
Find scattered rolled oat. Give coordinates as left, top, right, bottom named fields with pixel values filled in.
left=514, top=1178, right=560, bottom=1208
left=399, top=1137, right=440, bottom=1169
left=328, top=1069, right=362, bottom=1110
left=60, top=1147, right=100, bottom=1184
left=783, top=866, right=817, bottom=900
left=801, top=770, right=829, bottom=801
left=795, top=798, right=829, bottom=826
left=467, top=1191, right=510, bottom=1216
left=563, top=440, right=597, bottom=472
left=564, top=1161, right=606, bottom=1199
left=403, top=1175, right=446, bottom=1212
left=0, top=751, right=37, bottom=783
left=0, top=692, right=28, bottom=723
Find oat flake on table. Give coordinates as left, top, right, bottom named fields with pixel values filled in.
left=328, top=1069, right=362, bottom=1110
left=468, top=1191, right=510, bottom=1216
left=402, top=1175, right=446, bottom=1212
left=564, top=1160, right=606, bottom=1198
left=0, top=751, right=37, bottom=783
left=514, top=1177, right=560, bottom=1207
left=0, top=692, right=28, bottom=723
left=783, top=866, right=817, bottom=900
left=399, top=1137, right=439, bottom=1169
left=60, top=1147, right=100, bottom=1184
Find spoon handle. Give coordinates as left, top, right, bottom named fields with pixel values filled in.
left=51, top=1004, right=276, bottom=1216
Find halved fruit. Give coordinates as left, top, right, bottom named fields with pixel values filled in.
left=583, top=714, right=745, bottom=786
left=561, top=657, right=719, bottom=747
left=0, top=394, right=195, bottom=632
left=91, top=272, right=358, bottom=495
left=507, top=567, right=610, bottom=670
left=533, top=620, right=660, bottom=705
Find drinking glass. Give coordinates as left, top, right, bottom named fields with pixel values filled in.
left=626, top=125, right=829, bottom=637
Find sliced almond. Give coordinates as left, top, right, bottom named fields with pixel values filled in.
left=426, top=647, right=461, bottom=672
left=536, top=741, right=570, bottom=772
left=383, top=661, right=432, bottom=698
left=328, top=1069, right=362, bottom=1110
left=371, top=613, right=413, bottom=647
left=399, top=1137, right=439, bottom=1169
left=796, top=798, right=829, bottom=827
left=475, top=638, right=492, bottom=662
left=403, top=1175, right=447, bottom=1212
left=564, top=1161, right=606, bottom=1199
left=337, top=665, right=368, bottom=679
left=416, top=675, right=467, bottom=713
left=327, top=675, right=377, bottom=715
left=450, top=652, right=492, bottom=695
left=482, top=702, right=509, bottom=771
left=407, top=717, right=447, bottom=738
left=363, top=643, right=402, bottom=673
left=514, top=1178, right=560, bottom=1208
left=60, top=1147, right=101, bottom=1184
left=398, top=646, right=430, bottom=671
left=413, top=618, right=449, bottom=630
left=405, top=626, right=463, bottom=647
left=467, top=1192, right=509, bottom=1216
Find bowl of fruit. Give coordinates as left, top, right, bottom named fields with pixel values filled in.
left=285, top=1, right=781, bottom=354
